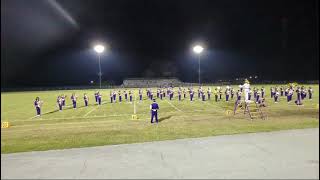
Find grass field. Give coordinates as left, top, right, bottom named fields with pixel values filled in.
left=1, top=84, right=319, bottom=154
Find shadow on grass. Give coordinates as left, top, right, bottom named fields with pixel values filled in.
left=159, top=115, right=172, bottom=122
left=42, top=104, right=97, bottom=115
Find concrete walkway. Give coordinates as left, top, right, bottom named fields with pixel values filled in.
left=1, top=128, right=319, bottom=179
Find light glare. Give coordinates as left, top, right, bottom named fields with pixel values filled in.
left=193, top=45, right=204, bottom=54
left=94, top=45, right=105, bottom=53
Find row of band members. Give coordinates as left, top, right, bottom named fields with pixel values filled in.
left=33, top=86, right=313, bottom=116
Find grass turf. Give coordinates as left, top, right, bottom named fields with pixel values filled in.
left=1, top=84, right=319, bottom=153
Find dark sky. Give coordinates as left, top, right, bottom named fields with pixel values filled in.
left=1, top=0, right=319, bottom=87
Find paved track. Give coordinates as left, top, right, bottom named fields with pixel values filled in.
left=1, top=128, right=319, bottom=179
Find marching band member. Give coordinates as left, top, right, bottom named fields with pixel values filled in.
left=248, top=88, right=252, bottom=101
left=218, top=87, right=223, bottom=100
left=163, top=87, right=166, bottom=97
left=207, top=87, right=211, bottom=100
left=94, top=92, right=98, bottom=103
left=253, top=87, right=257, bottom=99
left=201, top=88, right=205, bottom=101
left=146, top=88, right=149, bottom=98
left=301, top=86, right=307, bottom=100
left=270, top=87, right=275, bottom=98
left=150, top=99, right=159, bottom=123
left=257, top=96, right=266, bottom=107
left=34, top=97, right=42, bottom=116
left=160, top=88, right=163, bottom=100
left=308, top=87, right=313, bottom=100
left=214, top=88, right=218, bottom=102
left=129, top=90, right=133, bottom=102
left=139, top=89, right=142, bottom=101
left=237, top=89, right=242, bottom=101
left=285, top=87, right=289, bottom=97
left=110, top=91, right=113, bottom=103
left=178, top=88, right=182, bottom=101
left=295, top=87, right=302, bottom=105
left=71, top=93, right=77, bottom=109
left=231, top=88, right=235, bottom=99
left=61, top=94, right=66, bottom=106
left=119, top=90, right=122, bottom=102
left=287, top=88, right=293, bottom=103
left=239, top=84, right=243, bottom=92
left=169, top=88, right=174, bottom=100
left=280, top=87, right=284, bottom=96
left=189, top=88, right=194, bottom=101
left=261, top=87, right=265, bottom=98
left=256, top=89, right=261, bottom=102
left=225, top=87, right=230, bottom=102
left=97, top=92, right=102, bottom=105
left=233, top=90, right=242, bottom=115
left=149, top=90, right=153, bottom=100
left=113, top=90, right=117, bottom=102
left=124, top=89, right=128, bottom=101
left=274, top=90, right=279, bottom=103
left=84, top=93, right=89, bottom=106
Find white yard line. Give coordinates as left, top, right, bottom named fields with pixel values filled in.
left=8, top=110, right=185, bottom=123
left=2, top=122, right=132, bottom=132
left=12, top=114, right=133, bottom=123
left=83, top=108, right=97, bottom=117
left=165, top=100, right=182, bottom=112
left=203, top=101, right=225, bottom=111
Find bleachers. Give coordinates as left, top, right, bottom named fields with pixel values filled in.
left=122, top=78, right=183, bottom=88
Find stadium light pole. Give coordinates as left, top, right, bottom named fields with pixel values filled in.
left=193, top=45, right=204, bottom=85
left=94, top=44, right=105, bottom=89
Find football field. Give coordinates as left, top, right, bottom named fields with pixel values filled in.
left=1, top=84, right=319, bottom=153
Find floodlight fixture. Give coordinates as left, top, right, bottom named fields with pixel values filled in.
left=192, top=44, right=204, bottom=85
left=193, top=45, right=204, bottom=54
left=94, top=44, right=105, bottom=54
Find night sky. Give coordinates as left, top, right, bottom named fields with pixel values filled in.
left=1, top=0, right=319, bottom=87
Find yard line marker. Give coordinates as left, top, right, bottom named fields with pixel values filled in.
left=134, top=94, right=137, bottom=114
left=165, top=100, right=182, bottom=112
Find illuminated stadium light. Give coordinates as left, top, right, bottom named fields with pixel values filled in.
left=192, top=44, right=204, bottom=85
left=193, top=45, right=204, bottom=54
left=94, top=44, right=105, bottom=54
left=93, top=44, right=106, bottom=89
